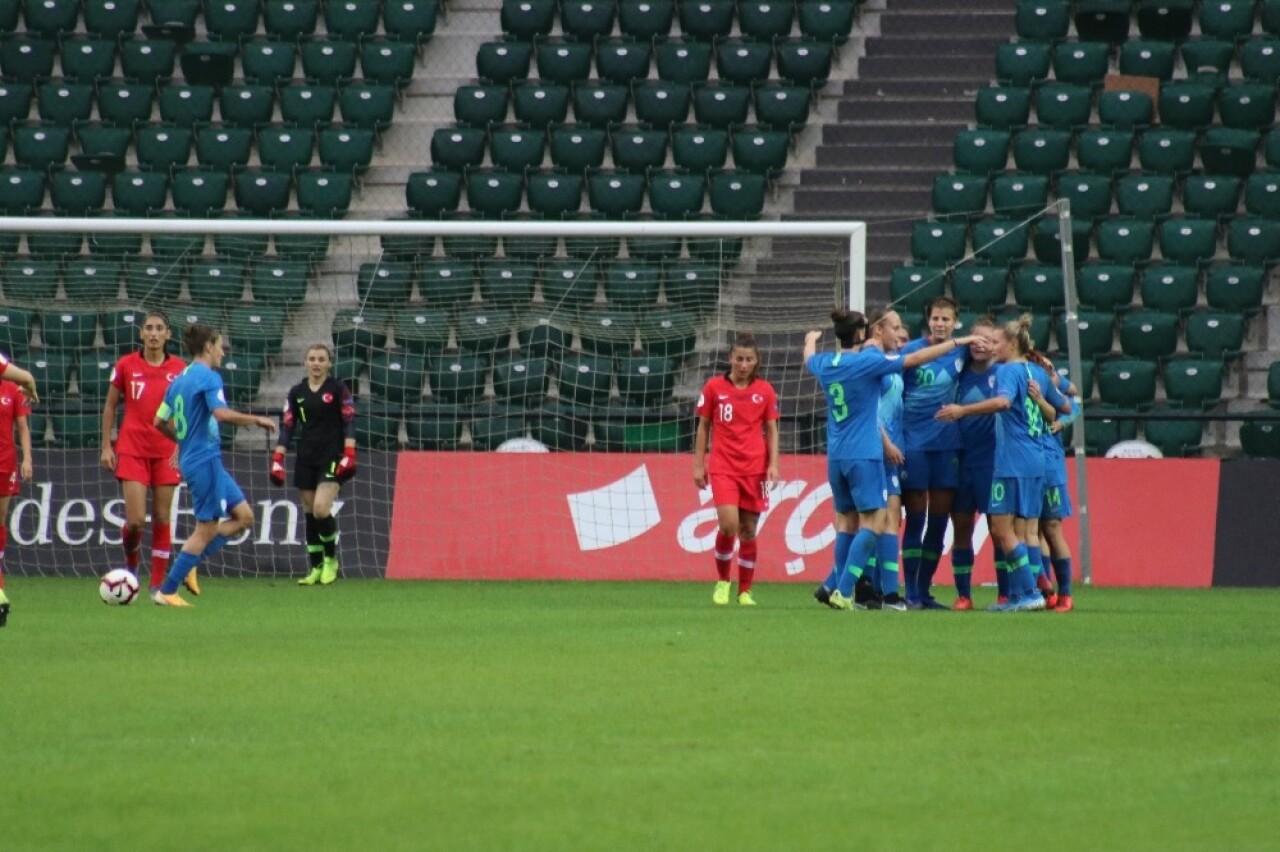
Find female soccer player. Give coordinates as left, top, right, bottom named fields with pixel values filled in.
left=694, top=332, right=780, bottom=606
left=870, top=308, right=911, bottom=610
left=807, top=309, right=974, bottom=610
left=0, top=365, right=34, bottom=626
left=936, top=315, right=1068, bottom=611
left=100, top=311, right=188, bottom=602
left=949, top=317, right=1001, bottom=610
left=272, top=343, right=357, bottom=586
left=153, top=325, right=276, bottom=607
left=899, top=296, right=967, bottom=609
left=1036, top=356, right=1082, bottom=612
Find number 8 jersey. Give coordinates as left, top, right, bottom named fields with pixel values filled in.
left=805, top=348, right=904, bottom=461
left=110, top=350, right=186, bottom=459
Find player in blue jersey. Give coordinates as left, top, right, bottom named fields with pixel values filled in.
left=870, top=308, right=911, bottom=611
left=937, top=315, right=1067, bottom=612
left=899, top=297, right=967, bottom=609
left=1035, top=355, right=1082, bottom=612
left=948, top=317, right=1002, bottom=610
left=153, top=324, right=277, bottom=607
left=807, top=309, right=974, bottom=611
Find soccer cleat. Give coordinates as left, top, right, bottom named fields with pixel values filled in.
left=827, top=590, right=853, bottom=610
left=856, top=596, right=883, bottom=611
left=920, top=596, right=949, bottom=610
left=987, top=597, right=1020, bottom=613
left=813, top=585, right=831, bottom=606
left=712, top=580, right=731, bottom=605
left=853, top=574, right=876, bottom=607
left=0, top=588, right=9, bottom=627
left=156, top=592, right=192, bottom=607
left=297, top=567, right=323, bottom=586
left=319, top=557, right=340, bottom=586
left=880, top=592, right=908, bottom=611
left=905, top=598, right=924, bottom=610
left=1055, top=594, right=1074, bottom=612
left=149, top=588, right=164, bottom=605
left=1013, top=592, right=1047, bottom=612
left=1043, top=591, right=1059, bottom=610
left=953, top=596, right=974, bottom=611
left=737, top=591, right=757, bottom=606
left=183, top=567, right=200, bottom=597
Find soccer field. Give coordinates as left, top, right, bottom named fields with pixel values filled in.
left=3, top=580, right=1277, bottom=851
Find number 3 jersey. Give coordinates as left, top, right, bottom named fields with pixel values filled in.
left=805, top=348, right=904, bottom=461
left=695, top=374, right=780, bottom=476
left=110, top=350, right=186, bottom=459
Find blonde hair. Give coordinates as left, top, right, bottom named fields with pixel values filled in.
left=1001, top=313, right=1035, bottom=356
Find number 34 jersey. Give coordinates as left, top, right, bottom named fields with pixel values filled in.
left=695, top=374, right=780, bottom=476
left=110, top=350, right=186, bottom=459
left=805, top=349, right=904, bottom=462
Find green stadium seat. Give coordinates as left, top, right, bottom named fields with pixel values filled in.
left=466, top=170, right=524, bottom=217
left=339, top=83, right=396, bottom=133
left=619, top=0, right=675, bottom=38
left=26, top=0, right=80, bottom=38
left=1157, top=81, right=1216, bottom=131
left=557, top=351, right=614, bottom=405
left=264, top=0, right=319, bottom=39
left=475, top=259, right=532, bottom=304
left=1119, top=309, right=1179, bottom=360
left=272, top=227, right=329, bottom=263
left=1158, top=217, right=1218, bottom=266
left=716, top=39, right=773, bottom=87
left=121, top=257, right=182, bottom=303
left=187, top=257, right=246, bottom=304
left=1143, top=415, right=1203, bottom=456
left=60, top=38, right=117, bottom=83
left=911, top=220, right=967, bottom=266
left=671, top=126, right=727, bottom=171
left=1057, top=310, right=1115, bottom=359
left=1266, top=0, right=1280, bottom=35
left=1218, top=83, right=1277, bottom=132
left=26, top=351, right=73, bottom=399
left=38, top=82, right=94, bottom=125
left=0, top=83, right=33, bottom=128
left=635, top=306, right=693, bottom=358
left=259, top=127, right=315, bottom=174
left=1097, top=357, right=1158, bottom=408
left=502, top=224, right=556, bottom=260
left=753, top=84, right=812, bottom=132
left=655, top=38, right=712, bottom=84
left=1095, top=217, right=1155, bottom=265
left=931, top=174, right=989, bottom=220
left=1199, top=0, right=1256, bottom=40
left=549, top=124, right=607, bottom=171
left=589, top=171, right=646, bottom=216
left=1013, top=127, right=1070, bottom=174
left=429, top=352, right=490, bottom=404
left=403, top=402, right=460, bottom=450
left=1179, top=37, right=1234, bottom=81
left=50, top=171, right=108, bottom=216
left=492, top=350, right=549, bottom=406
left=1245, top=172, right=1280, bottom=218
left=220, top=85, right=276, bottom=128
left=1226, top=216, right=1280, bottom=265
left=491, top=127, right=547, bottom=172
left=13, top=125, right=70, bottom=172
left=526, top=402, right=588, bottom=449
left=41, top=310, right=98, bottom=352
left=1077, top=264, right=1135, bottom=312
left=476, top=40, right=531, bottom=85
left=574, top=82, right=630, bottom=127
left=219, top=353, right=265, bottom=405
left=407, top=171, right=462, bottom=217
left=100, top=307, right=142, bottom=353
left=61, top=257, right=119, bottom=302
left=1052, top=40, right=1109, bottom=86
left=158, top=84, right=215, bottom=127
left=226, top=305, right=286, bottom=356
left=603, top=260, right=662, bottom=307
left=412, top=259, right=473, bottom=306
left=370, top=352, right=427, bottom=403
left=996, top=41, right=1051, bottom=87
left=0, top=169, right=45, bottom=217
left=204, top=0, right=260, bottom=40
left=890, top=266, right=946, bottom=314
left=708, top=169, right=766, bottom=218
left=951, top=266, right=1006, bottom=312
left=1076, top=129, right=1133, bottom=175
left=233, top=169, right=292, bottom=216
left=1035, top=83, right=1092, bottom=130
left=740, top=0, right=794, bottom=39
left=195, top=126, right=253, bottom=172
left=611, top=126, right=669, bottom=172
left=150, top=232, right=206, bottom=265
left=249, top=260, right=310, bottom=306
left=77, top=123, right=132, bottom=162
left=537, top=39, right=594, bottom=85
left=514, top=305, right=572, bottom=358
left=541, top=259, right=600, bottom=307
left=596, top=39, right=652, bottom=85
left=1136, top=128, right=1195, bottom=175
left=1115, top=173, right=1174, bottom=219
left=1185, top=309, right=1245, bottom=359
left=971, top=217, right=1028, bottom=267
left=525, top=170, right=583, bottom=218
left=1097, top=90, right=1154, bottom=130
left=1011, top=263, right=1063, bottom=313
left=1016, top=1, right=1071, bottom=42
left=679, top=0, right=735, bottom=41
left=1080, top=404, right=1136, bottom=454
left=361, top=39, right=417, bottom=88
left=85, top=0, right=141, bottom=39
left=662, top=259, right=719, bottom=312
left=179, top=41, right=237, bottom=89
left=76, top=350, right=117, bottom=399
left=52, top=410, right=102, bottom=448
left=1, top=38, right=56, bottom=83
left=615, top=353, right=676, bottom=406
left=1163, top=357, right=1224, bottom=409
left=318, top=127, right=374, bottom=174
left=1074, top=0, right=1132, bottom=43
left=512, top=82, right=570, bottom=126
left=455, top=303, right=516, bottom=353
left=1182, top=174, right=1242, bottom=221
left=953, top=129, right=1010, bottom=174
left=1055, top=171, right=1113, bottom=221
left=241, top=41, right=296, bottom=87
left=214, top=232, right=269, bottom=261
left=280, top=83, right=337, bottom=128
left=1241, top=37, right=1280, bottom=83
left=1239, top=421, right=1280, bottom=457
left=117, top=37, right=177, bottom=86
left=383, top=0, right=440, bottom=45
left=731, top=127, right=788, bottom=176
left=393, top=308, right=451, bottom=356
left=776, top=39, right=833, bottom=87
left=334, top=309, right=384, bottom=373
left=325, top=0, right=381, bottom=40
left=1119, top=39, right=1176, bottom=80
left=646, top=170, right=704, bottom=218
left=357, top=261, right=415, bottom=307
left=501, top=0, right=557, bottom=39
left=1140, top=264, right=1199, bottom=313
left=1270, top=359, right=1280, bottom=407
left=431, top=127, right=486, bottom=171
left=134, top=126, right=192, bottom=172
left=471, top=403, right=527, bottom=449
left=296, top=170, right=352, bottom=216
left=1204, top=263, right=1265, bottom=314
left=798, top=0, right=854, bottom=43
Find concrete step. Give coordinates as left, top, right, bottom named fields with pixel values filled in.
left=822, top=122, right=965, bottom=145
left=879, top=11, right=1015, bottom=36
left=837, top=97, right=973, bottom=122
left=841, top=78, right=982, bottom=99
left=864, top=36, right=1009, bottom=58
left=886, top=0, right=1012, bottom=11
left=792, top=186, right=931, bottom=213
left=799, top=167, right=937, bottom=188
left=815, top=143, right=953, bottom=168
left=858, top=55, right=995, bottom=79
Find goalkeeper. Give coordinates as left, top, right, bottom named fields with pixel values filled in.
left=271, top=344, right=357, bottom=586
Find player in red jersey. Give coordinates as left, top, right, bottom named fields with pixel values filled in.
left=693, top=332, right=780, bottom=606
left=99, top=312, right=189, bottom=602
left=0, top=362, right=35, bottom=627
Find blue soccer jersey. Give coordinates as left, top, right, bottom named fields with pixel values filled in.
left=878, top=371, right=904, bottom=449
left=1028, top=361, right=1069, bottom=472
left=160, top=362, right=228, bottom=469
left=992, top=361, right=1046, bottom=478
left=900, top=337, right=965, bottom=452
left=807, top=349, right=904, bottom=461
left=956, top=364, right=999, bottom=472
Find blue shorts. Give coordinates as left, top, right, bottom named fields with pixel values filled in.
left=954, top=464, right=993, bottom=514
left=828, top=457, right=888, bottom=514
left=182, top=456, right=246, bottom=522
left=883, top=462, right=902, bottom=498
left=1041, top=482, right=1074, bottom=520
left=989, top=476, right=1043, bottom=519
left=901, top=449, right=960, bottom=492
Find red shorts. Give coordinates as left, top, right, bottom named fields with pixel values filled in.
left=709, top=473, right=769, bottom=514
left=0, top=470, right=19, bottom=497
left=115, top=453, right=182, bottom=488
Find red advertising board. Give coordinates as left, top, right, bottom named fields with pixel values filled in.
left=387, top=454, right=1220, bottom=587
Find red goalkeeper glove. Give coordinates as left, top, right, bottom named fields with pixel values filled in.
left=269, top=451, right=286, bottom=486
left=334, top=446, right=356, bottom=482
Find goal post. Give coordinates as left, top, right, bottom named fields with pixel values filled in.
left=0, top=215, right=873, bottom=583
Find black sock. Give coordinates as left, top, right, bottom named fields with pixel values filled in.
left=305, top=513, right=323, bottom=569
left=317, top=514, right=338, bottom=560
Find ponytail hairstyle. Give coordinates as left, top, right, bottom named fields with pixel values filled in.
left=1001, top=313, right=1035, bottom=357
left=831, top=308, right=868, bottom=349
left=1027, top=348, right=1054, bottom=374
left=727, top=330, right=762, bottom=382
left=182, top=323, right=220, bottom=358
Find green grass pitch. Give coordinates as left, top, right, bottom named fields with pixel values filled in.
left=3, top=580, right=1278, bottom=851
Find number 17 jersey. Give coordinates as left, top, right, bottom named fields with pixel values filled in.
left=110, top=350, right=186, bottom=459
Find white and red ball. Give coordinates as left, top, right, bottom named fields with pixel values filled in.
left=99, top=568, right=140, bottom=606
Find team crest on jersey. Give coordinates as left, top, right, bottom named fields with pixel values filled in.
left=166, top=373, right=178, bottom=382
left=322, top=392, right=334, bottom=404
left=0, top=396, right=9, bottom=406
left=751, top=393, right=763, bottom=404
left=988, top=376, right=996, bottom=389
left=955, top=357, right=964, bottom=372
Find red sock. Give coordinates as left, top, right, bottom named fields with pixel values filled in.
left=738, top=539, right=757, bottom=594
left=150, top=521, right=172, bottom=590
left=0, top=524, right=6, bottom=587
left=713, top=531, right=735, bottom=582
left=122, top=524, right=142, bottom=570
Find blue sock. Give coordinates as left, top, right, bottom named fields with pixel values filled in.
left=993, top=546, right=1010, bottom=599
left=836, top=529, right=877, bottom=598
left=877, top=533, right=900, bottom=596
left=952, top=547, right=974, bottom=599
left=902, top=511, right=925, bottom=600
left=202, top=534, right=229, bottom=561
left=1053, top=557, right=1072, bottom=597
left=918, top=513, right=949, bottom=599
left=161, top=550, right=201, bottom=595
left=1027, top=545, right=1043, bottom=580
left=825, top=531, right=853, bottom=592
left=1008, top=543, right=1034, bottom=599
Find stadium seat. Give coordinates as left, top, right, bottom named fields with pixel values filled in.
left=1182, top=175, right=1242, bottom=220
left=1074, top=0, right=1132, bottom=43
left=474, top=259, right=532, bottom=304
left=612, top=127, right=669, bottom=172
left=249, top=260, right=310, bottom=306
left=26, top=0, right=80, bottom=38
left=1115, top=173, right=1174, bottom=219
left=319, top=127, right=375, bottom=174
left=135, top=126, right=192, bottom=173
left=628, top=81, right=685, bottom=129
left=716, top=39, right=773, bottom=87
left=1140, top=264, right=1199, bottom=313
left=280, top=84, right=337, bottom=128
left=370, top=352, right=428, bottom=403
left=431, top=127, right=486, bottom=171
left=1217, top=83, right=1277, bottom=133
left=241, top=41, right=297, bottom=87
left=1144, top=415, right=1204, bottom=456
left=196, top=126, right=254, bottom=172
left=1119, top=309, right=1179, bottom=360
left=226, top=305, right=286, bottom=356
left=233, top=170, right=292, bottom=216
left=1052, top=41, right=1109, bottom=86
left=1093, top=217, right=1153, bottom=265
left=296, top=170, right=353, bottom=216
left=492, top=351, right=550, bottom=406
left=989, top=172, right=1050, bottom=221
left=996, top=42, right=1051, bottom=87
left=573, top=83, right=630, bottom=127
left=579, top=304, right=639, bottom=357
left=74, top=350, right=116, bottom=400
left=1016, top=1, right=1071, bottom=41
left=62, top=257, right=120, bottom=302
left=103, top=309, right=147, bottom=354
left=98, top=83, right=156, bottom=128
left=220, top=85, right=275, bottom=128
left=953, top=129, right=1010, bottom=174
left=604, top=260, right=662, bottom=306
left=77, top=123, right=132, bottom=163
left=951, top=266, right=1007, bottom=312
left=1077, top=264, right=1135, bottom=312
left=264, top=0, right=319, bottom=38
left=1035, top=83, right=1092, bottom=130
left=467, top=170, right=524, bottom=217
left=512, top=305, right=571, bottom=359
left=739, top=0, right=794, bottom=39
left=1185, top=310, right=1245, bottom=359
left=501, top=0, right=557, bottom=39
left=335, top=308, right=387, bottom=366
left=170, top=169, right=229, bottom=215
left=932, top=174, right=989, bottom=220
left=889, top=267, right=946, bottom=315
left=1199, top=0, right=1256, bottom=40
left=1135, top=129, right=1194, bottom=176
left=326, top=0, right=381, bottom=40
left=512, top=82, right=570, bottom=126
left=732, top=128, right=789, bottom=176
left=357, top=261, right=415, bottom=307
left=537, top=40, right=594, bottom=85
left=180, top=41, right=237, bottom=89
left=41, top=310, right=98, bottom=352
left=204, top=0, right=260, bottom=40
left=1270, top=359, right=1280, bottom=407
left=597, top=39, right=652, bottom=85
left=13, top=126, right=70, bottom=172
left=1, top=257, right=57, bottom=303
left=635, top=306, right=693, bottom=358
left=972, top=218, right=1028, bottom=267
left=556, top=351, right=613, bottom=405
left=110, top=171, right=167, bottom=217
left=655, top=38, right=713, bottom=84
left=392, top=308, right=451, bottom=356
left=492, top=127, right=547, bottom=172
left=432, top=350, right=493, bottom=404
left=754, top=85, right=811, bottom=133
left=0, top=38, right=56, bottom=83
left=340, top=83, right=396, bottom=133
left=679, top=0, right=735, bottom=40
left=60, top=38, right=116, bottom=83
left=615, top=353, right=676, bottom=406
left=541, top=259, right=600, bottom=308
left=259, top=127, right=316, bottom=174
left=1163, top=357, right=1224, bottom=409
left=524, top=170, right=582, bottom=218
left=1241, top=37, right=1280, bottom=83
left=158, top=84, right=215, bottom=127
left=690, top=83, right=748, bottom=128
left=1157, top=81, right=1216, bottom=131
left=476, top=40, right=531, bottom=85
left=402, top=402, right=459, bottom=450
left=644, top=170, right=702, bottom=219
left=361, top=39, right=417, bottom=88
left=558, top=0, right=614, bottom=39
left=218, top=353, right=265, bottom=405
left=776, top=39, right=833, bottom=87
left=1119, top=39, right=1176, bottom=80
left=911, top=221, right=968, bottom=266
left=1076, top=129, right=1133, bottom=175
left=1136, top=0, right=1194, bottom=40
left=187, top=257, right=247, bottom=305
left=1179, top=37, right=1234, bottom=80
left=38, top=82, right=94, bottom=125
left=0, top=84, right=33, bottom=128
left=672, top=126, right=727, bottom=171
left=1058, top=310, right=1115, bottom=360
left=618, top=0, right=674, bottom=38
left=1095, top=90, right=1153, bottom=131
left=1097, top=357, right=1158, bottom=408
left=407, top=171, right=462, bottom=217
left=1013, top=128, right=1071, bottom=174
left=1011, top=264, right=1063, bottom=314
left=1245, top=172, right=1280, bottom=218
left=974, top=86, right=1031, bottom=130
left=1158, top=218, right=1218, bottom=267
left=1055, top=171, right=1113, bottom=221
left=383, top=0, right=439, bottom=44
left=50, top=172, right=108, bottom=217
left=708, top=170, right=766, bottom=219
left=588, top=171, right=646, bottom=216
left=798, top=0, right=854, bottom=42
left=1205, top=263, right=1266, bottom=314
left=85, top=0, right=141, bottom=39
left=1226, top=216, right=1280, bottom=265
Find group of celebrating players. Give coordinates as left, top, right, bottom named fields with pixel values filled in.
left=693, top=297, right=1081, bottom=613
left=0, top=312, right=359, bottom=623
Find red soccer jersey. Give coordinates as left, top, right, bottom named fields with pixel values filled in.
left=0, top=380, right=31, bottom=472
left=110, top=351, right=186, bottom=459
left=695, top=374, right=780, bottom=476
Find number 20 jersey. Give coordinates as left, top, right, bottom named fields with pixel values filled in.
left=110, top=350, right=186, bottom=459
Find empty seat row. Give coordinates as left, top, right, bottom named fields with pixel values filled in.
left=377, top=230, right=746, bottom=263
left=1000, top=35, right=1280, bottom=86
left=1016, top=0, right=1273, bottom=44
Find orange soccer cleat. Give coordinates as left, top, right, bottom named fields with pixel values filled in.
left=953, top=596, right=974, bottom=611
left=1054, top=595, right=1074, bottom=612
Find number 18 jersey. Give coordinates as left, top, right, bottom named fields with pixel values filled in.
left=110, top=351, right=186, bottom=459
left=695, top=375, right=780, bottom=476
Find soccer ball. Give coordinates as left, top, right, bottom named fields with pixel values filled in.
left=99, top=569, right=140, bottom=606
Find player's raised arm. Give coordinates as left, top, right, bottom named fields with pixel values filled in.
left=902, top=335, right=976, bottom=370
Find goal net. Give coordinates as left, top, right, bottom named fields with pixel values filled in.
left=0, top=216, right=864, bottom=582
